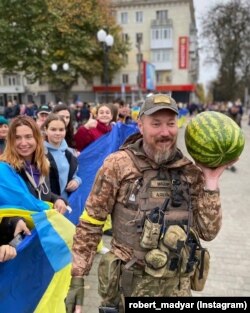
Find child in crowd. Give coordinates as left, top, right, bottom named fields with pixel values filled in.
left=52, top=104, right=76, bottom=149
left=42, top=114, right=81, bottom=200
left=74, top=103, right=114, bottom=152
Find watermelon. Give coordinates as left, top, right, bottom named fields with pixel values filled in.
left=184, top=111, right=245, bottom=168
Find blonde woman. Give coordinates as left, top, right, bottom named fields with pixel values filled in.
left=0, top=116, right=67, bottom=214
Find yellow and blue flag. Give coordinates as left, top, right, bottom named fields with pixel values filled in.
left=68, top=121, right=138, bottom=225
left=0, top=162, right=75, bottom=313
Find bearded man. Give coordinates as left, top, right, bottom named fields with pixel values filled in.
left=65, top=94, right=234, bottom=313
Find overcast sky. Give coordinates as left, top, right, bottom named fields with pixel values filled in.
left=193, top=0, right=230, bottom=86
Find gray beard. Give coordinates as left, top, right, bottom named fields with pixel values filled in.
left=143, top=142, right=177, bottom=164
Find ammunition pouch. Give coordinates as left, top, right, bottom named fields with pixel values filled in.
left=190, top=246, right=210, bottom=291
left=142, top=225, right=210, bottom=285
left=144, top=225, right=187, bottom=278
left=140, top=218, right=161, bottom=249
left=98, top=252, right=121, bottom=303
left=144, top=248, right=168, bottom=277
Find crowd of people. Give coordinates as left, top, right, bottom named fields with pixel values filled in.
left=0, top=94, right=241, bottom=313
left=0, top=97, right=139, bottom=262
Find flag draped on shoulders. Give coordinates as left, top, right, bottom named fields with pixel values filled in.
left=0, top=162, right=75, bottom=313
left=68, top=122, right=138, bottom=225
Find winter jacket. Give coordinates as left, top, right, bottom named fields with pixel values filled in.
left=45, top=140, right=81, bottom=199
left=74, top=120, right=112, bottom=152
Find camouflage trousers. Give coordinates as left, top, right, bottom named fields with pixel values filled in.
left=99, top=254, right=191, bottom=313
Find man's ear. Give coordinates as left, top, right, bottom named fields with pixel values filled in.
left=137, top=118, right=143, bottom=135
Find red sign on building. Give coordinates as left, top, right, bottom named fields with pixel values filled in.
left=179, top=36, right=189, bottom=69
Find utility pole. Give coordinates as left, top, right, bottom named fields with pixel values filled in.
left=136, top=34, right=143, bottom=101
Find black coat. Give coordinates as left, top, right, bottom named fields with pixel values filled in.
left=17, top=168, right=61, bottom=204
left=46, top=149, right=78, bottom=197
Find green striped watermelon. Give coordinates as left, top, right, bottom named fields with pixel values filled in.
left=185, top=111, right=245, bottom=168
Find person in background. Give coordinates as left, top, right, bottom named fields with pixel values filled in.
left=0, top=116, right=68, bottom=214
left=42, top=114, right=81, bottom=201
left=227, top=99, right=243, bottom=127
left=65, top=93, right=235, bottom=313
left=25, top=101, right=38, bottom=118
left=0, top=217, right=31, bottom=262
left=74, top=103, right=114, bottom=152
left=5, top=98, right=20, bottom=119
left=35, top=104, right=51, bottom=129
left=74, top=103, right=114, bottom=254
left=0, top=117, right=9, bottom=154
left=226, top=100, right=243, bottom=172
left=52, top=104, right=76, bottom=150
left=74, top=101, right=91, bottom=128
left=4, top=100, right=14, bottom=120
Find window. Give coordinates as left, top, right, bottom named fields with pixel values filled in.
left=152, top=28, right=172, bottom=41
left=135, top=11, right=143, bottom=23
left=156, top=10, right=168, bottom=21
left=152, top=49, right=171, bottom=63
left=121, top=12, right=128, bottom=24
left=123, top=54, right=129, bottom=64
left=122, top=33, right=129, bottom=42
left=3, top=74, right=20, bottom=86
left=163, top=28, right=170, bottom=39
left=122, top=74, right=129, bottom=84
left=156, top=72, right=160, bottom=83
left=136, top=33, right=143, bottom=44
left=40, top=94, right=46, bottom=105
left=27, top=94, right=34, bottom=103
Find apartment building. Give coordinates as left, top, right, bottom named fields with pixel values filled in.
left=0, top=0, right=198, bottom=110
left=95, top=0, right=199, bottom=104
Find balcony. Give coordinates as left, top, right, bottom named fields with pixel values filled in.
left=153, top=61, right=172, bottom=71
left=0, top=85, right=25, bottom=93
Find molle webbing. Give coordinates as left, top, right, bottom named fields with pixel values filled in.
left=112, top=150, right=192, bottom=260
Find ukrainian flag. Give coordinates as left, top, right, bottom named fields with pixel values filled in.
left=0, top=162, right=75, bottom=313
left=68, top=121, right=138, bottom=225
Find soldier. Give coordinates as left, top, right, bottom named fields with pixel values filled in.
left=65, top=94, right=236, bottom=313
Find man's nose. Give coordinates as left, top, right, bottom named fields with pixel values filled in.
left=160, top=126, right=171, bottom=136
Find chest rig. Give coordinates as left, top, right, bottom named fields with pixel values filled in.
left=112, top=150, right=192, bottom=262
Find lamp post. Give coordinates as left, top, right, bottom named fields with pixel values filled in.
left=97, top=29, right=114, bottom=102
left=136, top=35, right=143, bottom=100
left=50, top=63, right=70, bottom=103
left=51, top=62, right=70, bottom=72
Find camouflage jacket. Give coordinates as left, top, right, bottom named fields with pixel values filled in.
left=71, top=135, right=221, bottom=277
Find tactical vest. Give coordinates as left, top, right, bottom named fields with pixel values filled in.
left=112, top=150, right=193, bottom=262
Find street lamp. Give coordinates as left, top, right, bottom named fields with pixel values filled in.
left=136, top=35, right=143, bottom=100
left=51, top=63, right=70, bottom=72
left=97, top=29, right=114, bottom=102
left=50, top=63, right=70, bottom=103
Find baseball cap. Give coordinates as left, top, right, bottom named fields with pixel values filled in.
left=139, top=94, right=178, bottom=117
left=0, top=116, right=9, bottom=125
left=37, top=104, right=51, bottom=115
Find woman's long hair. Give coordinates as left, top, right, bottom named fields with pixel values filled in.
left=52, top=104, right=75, bottom=147
left=0, top=115, right=50, bottom=176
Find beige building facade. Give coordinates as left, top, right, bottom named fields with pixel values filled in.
left=95, top=0, right=199, bottom=104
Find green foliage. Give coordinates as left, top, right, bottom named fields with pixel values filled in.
left=0, top=0, right=130, bottom=100
left=195, top=83, right=205, bottom=104
left=201, top=0, right=250, bottom=101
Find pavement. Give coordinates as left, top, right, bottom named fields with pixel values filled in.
left=83, top=115, right=250, bottom=312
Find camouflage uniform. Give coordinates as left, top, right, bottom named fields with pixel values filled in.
left=71, top=134, right=221, bottom=310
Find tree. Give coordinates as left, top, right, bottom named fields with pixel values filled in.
left=195, top=83, right=206, bottom=104
left=0, top=0, right=130, bottom=102
left=200, top=0, right=250, bottom=102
